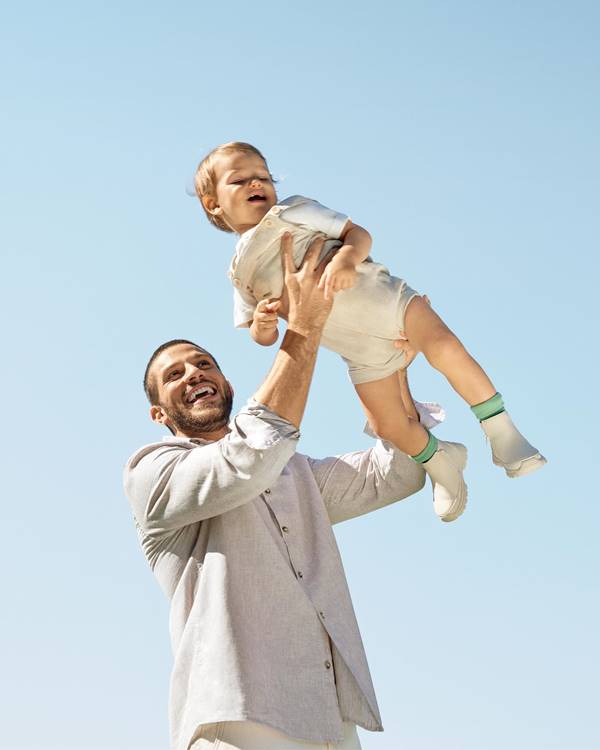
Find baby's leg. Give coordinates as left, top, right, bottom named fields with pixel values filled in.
left=355, top=373, right=430, bottom=455
left=355, top=373, right=468, bottom=522
left=403, top=296, right=496, bottom=405
left=403, top=296, right=546, bottom=477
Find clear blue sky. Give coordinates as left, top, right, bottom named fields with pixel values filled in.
left=2, top=2, right=599, bottom=749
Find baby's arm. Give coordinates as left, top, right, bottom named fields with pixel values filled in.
left=249, top=298, right=281, bottom=346
left=318, top=220, right=372, bottom=299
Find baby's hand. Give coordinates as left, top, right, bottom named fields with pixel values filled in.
left=318, top=254, right=358, bottom=300
left=252, top=298, right=281, bottom=342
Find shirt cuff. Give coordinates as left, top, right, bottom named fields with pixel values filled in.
left=231, top=398, right=301, bottom=449
left=363, top=400, right=445, bottom=438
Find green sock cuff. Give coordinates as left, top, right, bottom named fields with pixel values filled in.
left=471, top=392, right=505, bottom=421
left=411, top=431, right=438, bottom=463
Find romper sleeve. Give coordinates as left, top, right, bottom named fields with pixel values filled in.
left=233, top=286, right=258, bottom=328
left=280, top=195, right=349, bottom=239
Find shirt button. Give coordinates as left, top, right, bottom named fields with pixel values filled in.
left=264, top=489, right=271, bottom=494
left=324, top=660, right=332, bottom=669
left=272, top=207, right=281, bottom=215
left=297, top=571, right=303, bottom=578
left=319, top=611, right=325, bottom=619
left=282, top=526, right=289, bottom=533
left=264, top=219, right=273, bottom=227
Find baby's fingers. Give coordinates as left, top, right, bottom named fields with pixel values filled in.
left=265, top=299, right=281, bottom=313
left=324, top=274, right=337, bottom=300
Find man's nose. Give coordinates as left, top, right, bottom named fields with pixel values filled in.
left=184, top=366, right=204, bottom=384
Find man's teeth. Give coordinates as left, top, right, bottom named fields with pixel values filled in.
left=189, top=386, right=216, bottom=403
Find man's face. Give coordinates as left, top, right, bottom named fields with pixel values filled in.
left=150, top=344, right=233, bottom=438
left=203, top=151, right=277, bottom=233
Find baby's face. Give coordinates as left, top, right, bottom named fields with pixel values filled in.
left=207, top=151, right=277, bottom=234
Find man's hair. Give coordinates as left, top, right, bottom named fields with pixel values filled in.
left=143, top=339, right=220, bottom=405
left=194, top=141, right=270, bottom=233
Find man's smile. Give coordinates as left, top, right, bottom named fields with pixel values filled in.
left=185, top=383, right=218, bottom=405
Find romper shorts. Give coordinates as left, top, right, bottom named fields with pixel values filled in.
left=231, top=201, right=421, bottom=387
left=320, top=258, right=420, bottom=385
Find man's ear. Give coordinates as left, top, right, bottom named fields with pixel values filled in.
left=202, top=194, right=224, bottom=217
left=226, top=380, right=234, bottom=400
left=150, top=404, right=169, bottom=426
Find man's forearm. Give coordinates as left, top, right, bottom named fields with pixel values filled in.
left=253, top=234, right=331, bottom=428
left=253, top=328, right=321, bottom=428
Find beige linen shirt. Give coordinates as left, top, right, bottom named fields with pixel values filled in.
left=124, top=400, right=427, bottom=750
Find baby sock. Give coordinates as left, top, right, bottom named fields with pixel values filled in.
left=470, top=392, right=505, bottom=422
left=411, top=431, right=438, bottom=463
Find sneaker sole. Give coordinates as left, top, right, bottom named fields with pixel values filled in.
left=493, top=453, right=547, bottom=478
left=437, top=444, right=468, bottom=523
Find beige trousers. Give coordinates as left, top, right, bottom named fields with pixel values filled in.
left=189, top=720, right=362, bottom=750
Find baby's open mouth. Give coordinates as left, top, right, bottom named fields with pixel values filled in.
left=248, top=194, right=266, bottom=202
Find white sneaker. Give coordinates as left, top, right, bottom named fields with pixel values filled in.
left=481, top=411, right=547, bottom=478
left=422, top=441, right=468, bottom=522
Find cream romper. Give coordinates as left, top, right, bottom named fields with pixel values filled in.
left=228, top=195, right=419, bottom=385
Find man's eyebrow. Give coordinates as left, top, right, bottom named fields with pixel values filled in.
left=163, top=353, right=211, bottom=373
left=161, top=362, right=182, bottom=381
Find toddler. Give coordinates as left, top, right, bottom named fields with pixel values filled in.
left=194, top=142, right=546, bottom=522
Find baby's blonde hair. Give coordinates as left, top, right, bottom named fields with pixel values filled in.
left=195, top=141, right=270, bottom=233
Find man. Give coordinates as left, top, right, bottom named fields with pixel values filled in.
left=124, top=236, right=433, bottom=750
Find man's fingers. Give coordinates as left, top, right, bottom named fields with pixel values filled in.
left=301, top=236, right=326, bottom=270
left=280, top=233, right=296, bottom=275
left=394, top=330, right=409, bottom=349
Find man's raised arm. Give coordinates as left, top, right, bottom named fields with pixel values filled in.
left=253, top=233, right=332, bottom=427
left=125, top=235, right=333, bottom=538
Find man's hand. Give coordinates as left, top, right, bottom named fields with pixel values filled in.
left=253, top=234, right=334, bottom=428
left=282, top=233, right=334, bottom=336
left=394, top=295, right=431, bottom=368
left=317, top=253, right=358, bottom=299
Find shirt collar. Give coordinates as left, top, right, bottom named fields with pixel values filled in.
left=161, top=435, right=212, bottom=446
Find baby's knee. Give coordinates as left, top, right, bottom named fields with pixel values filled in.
left=425, top=331, right=465, bottom=368
left=368, top=412, right=411, bottom=442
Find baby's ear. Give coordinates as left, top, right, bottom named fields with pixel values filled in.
left=202, top=194, right=223, bottom=216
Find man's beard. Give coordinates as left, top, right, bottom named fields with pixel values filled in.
left=164, top=386, right=233, bottom=436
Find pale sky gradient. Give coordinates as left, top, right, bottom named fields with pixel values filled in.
left=1, top=2, right=599, bottom=749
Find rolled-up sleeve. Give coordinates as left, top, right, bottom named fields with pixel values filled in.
left=124, top=401, right=300, bottom=539
left=307, top=439, right=426, bottom=525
